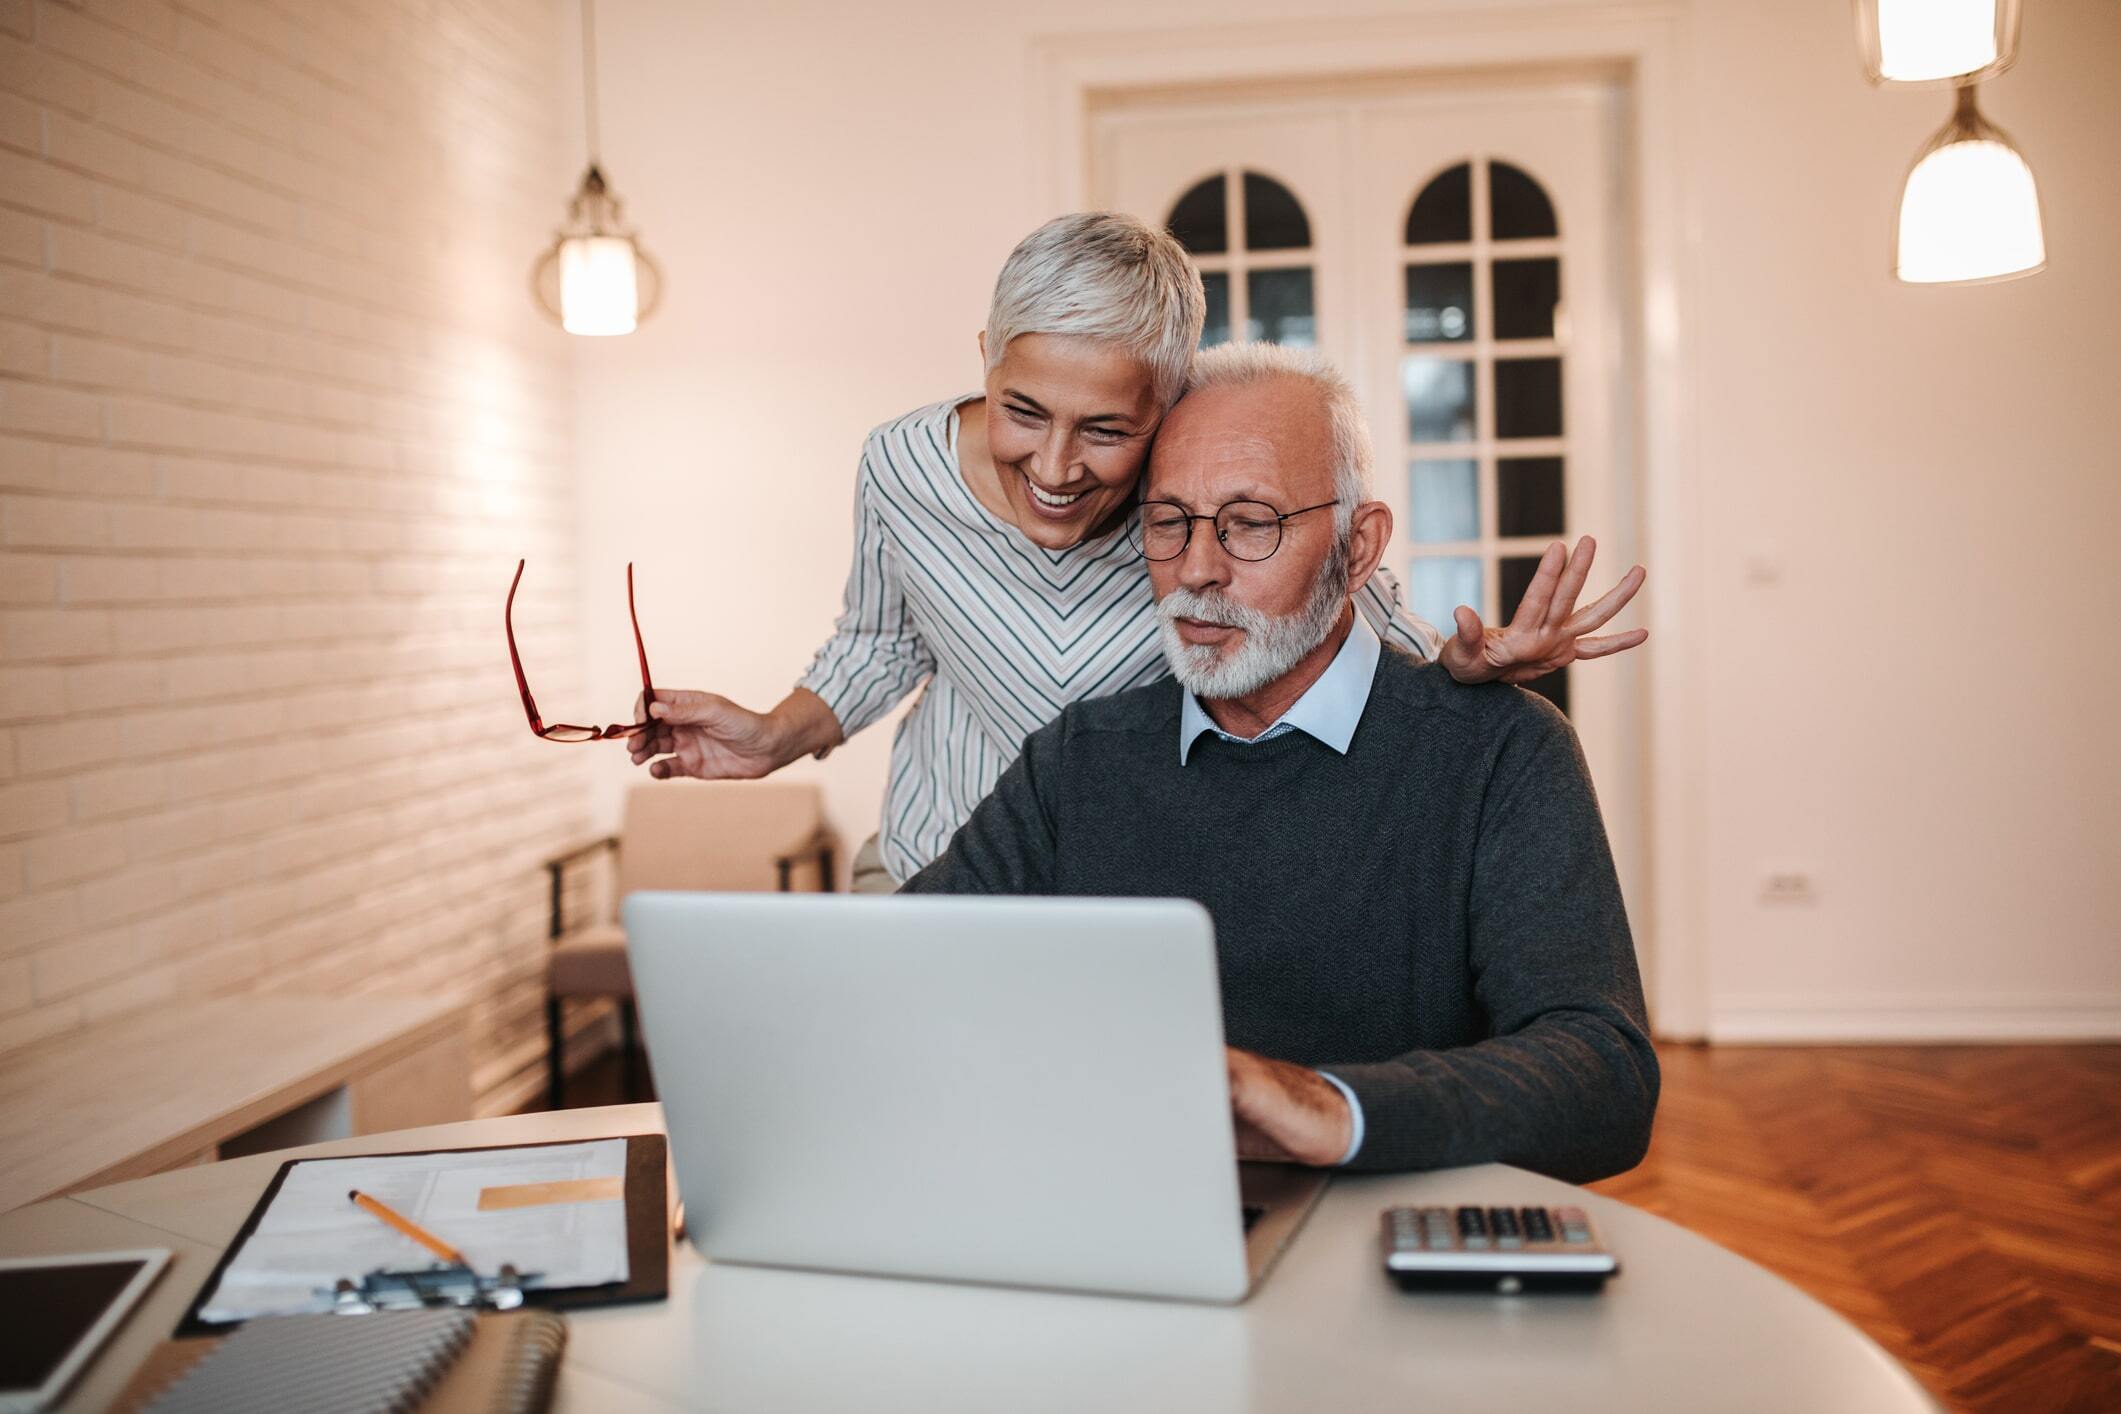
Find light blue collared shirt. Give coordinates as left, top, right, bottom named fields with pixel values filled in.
left=1178, top=613, right=1379, bottom=1166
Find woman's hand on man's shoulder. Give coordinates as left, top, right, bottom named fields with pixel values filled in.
left=1436, top=536, right=1646, bottom=686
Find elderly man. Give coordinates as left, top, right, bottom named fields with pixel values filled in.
left=899, top=342, right=1657, bottom=1183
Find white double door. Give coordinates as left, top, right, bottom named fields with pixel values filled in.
left=1093, top=76, right=1646, bottom=936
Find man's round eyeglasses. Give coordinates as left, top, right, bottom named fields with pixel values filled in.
left=1129, top=499, right=1339, bottom=563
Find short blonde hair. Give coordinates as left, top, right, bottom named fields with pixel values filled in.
left=984, top=213, right=1205, bottom=409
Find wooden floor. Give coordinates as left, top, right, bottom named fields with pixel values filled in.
left=542, top=1044, right=2121, bottom=1412
left=1590, top=1044, right=2121, bottom=1414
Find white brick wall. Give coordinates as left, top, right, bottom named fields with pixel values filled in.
left=0, top=0, right=596, bottom=1108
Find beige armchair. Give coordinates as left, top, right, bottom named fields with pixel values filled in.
left=543, top=780, right=838, bottom=1107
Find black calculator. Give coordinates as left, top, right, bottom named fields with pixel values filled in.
left=1381, top=1204, right=1619, bottom=1293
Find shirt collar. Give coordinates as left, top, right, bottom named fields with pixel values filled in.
left=1178, top=611, right=1381, bottom=765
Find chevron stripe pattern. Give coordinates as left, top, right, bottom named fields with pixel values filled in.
left=1591, top=1044, right=2121, bottom=1413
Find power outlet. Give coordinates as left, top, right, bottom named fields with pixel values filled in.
left=1759, top=870, right=1816, bottom=905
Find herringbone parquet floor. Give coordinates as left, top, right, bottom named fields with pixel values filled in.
left=1590, top=1044, right=2121, bottom=1414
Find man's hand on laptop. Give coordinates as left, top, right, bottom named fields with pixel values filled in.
left=1225, top=1047, right=1352, bottom=1167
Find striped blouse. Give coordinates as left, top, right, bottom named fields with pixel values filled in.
left=800, top=397, right=1446, bottom=882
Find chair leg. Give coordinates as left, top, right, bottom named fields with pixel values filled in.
left=620, top=999, right=642, bottom=1103
left=547, top=995, right=565, bottom=1110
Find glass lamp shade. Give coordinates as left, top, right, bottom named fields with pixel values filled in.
left=532, top=166, right=663, bottom=336
left=1856, top=0, right=2020, bottom=85
left=559, top=237, right=639, bottom=335
left=1896, top=87, right=2045, bottom=285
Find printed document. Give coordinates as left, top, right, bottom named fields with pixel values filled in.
left=197, top=1139, right=630, bottom=1322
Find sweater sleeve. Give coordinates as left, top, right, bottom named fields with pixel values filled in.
left=896, top=716, right=1063, bottom=896
left=1354, top=563, right=1444, bottom=663
left=1323, top=697, right=1660, bottom=1182
left=797, top=436, right=937, bottom=739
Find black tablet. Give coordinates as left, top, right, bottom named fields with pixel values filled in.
left=0, top=1250, right=170, bottom=1413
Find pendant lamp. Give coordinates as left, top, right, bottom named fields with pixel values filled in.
left=1856, top=0, right=2020, bottom=86
left=533, top=0, right=662, bottom=335
left=1895, top=83, right=2046, bottom=285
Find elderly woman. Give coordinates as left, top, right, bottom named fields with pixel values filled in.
left=631, top=213, right=1644, bottom=891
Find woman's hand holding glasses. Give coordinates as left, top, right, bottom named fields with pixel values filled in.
left=507, top=560, right=842, bottom=775
left=625, top=690, right=800, bottom=781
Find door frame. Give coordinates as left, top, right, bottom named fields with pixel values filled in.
left=1029, top=3, right=1709, bottom=1037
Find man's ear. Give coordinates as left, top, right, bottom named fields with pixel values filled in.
left=976, top=329, right=987, bottom=362
left=1343, top=500, right=1394, bottom=598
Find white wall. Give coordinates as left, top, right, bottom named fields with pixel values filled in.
left=571, top=0, right=2121, bottom=1039
left=1681, top=0, right=2121, bottom=1038
left=0, top=0, right=594, bottom=1105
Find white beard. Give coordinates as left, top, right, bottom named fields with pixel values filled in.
left=1157, top=548, right=1349, bottom=700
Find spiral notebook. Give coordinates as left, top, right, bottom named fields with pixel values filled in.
left=116, top=1309, right=569, bottom=1414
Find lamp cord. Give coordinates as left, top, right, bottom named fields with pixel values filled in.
left=581, top=0, right=601, bottom=165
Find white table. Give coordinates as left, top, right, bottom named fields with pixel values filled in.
left=2, top=1104, right=1939, bottom=1413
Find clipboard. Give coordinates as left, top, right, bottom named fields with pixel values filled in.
left=174, top=1134, right=669, bottom=1337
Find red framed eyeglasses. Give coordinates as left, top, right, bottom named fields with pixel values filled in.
left=505, top=559, right=657, bottom=742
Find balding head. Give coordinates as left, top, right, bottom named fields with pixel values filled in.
left=1150, top=343, right=1372, bottom=535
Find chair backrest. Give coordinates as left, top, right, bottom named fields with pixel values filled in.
left=617, top=780, right=830, bottom=896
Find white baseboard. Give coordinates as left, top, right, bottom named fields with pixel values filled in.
left=1708, top=994, right=2121, bottom=1043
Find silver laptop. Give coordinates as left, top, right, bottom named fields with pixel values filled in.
left=623, top=891, right=1328, bottom=1304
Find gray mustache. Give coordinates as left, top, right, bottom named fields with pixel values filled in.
left=1157, top=588, right=1266, bottom=633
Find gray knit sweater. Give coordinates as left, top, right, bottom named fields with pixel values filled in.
left=900, top=645, right=1659, bottom=1182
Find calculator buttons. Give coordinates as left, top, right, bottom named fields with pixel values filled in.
left=1554, top=1206, right=1593, bottom=1243
left=1381, top=1202, right=1617, bottom=1291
